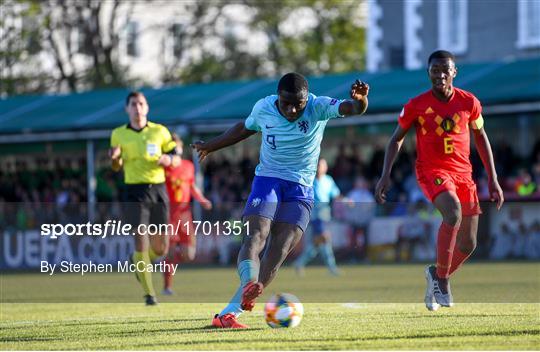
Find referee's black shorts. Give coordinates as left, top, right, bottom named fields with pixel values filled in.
left=122, top=183, right=169, bottom=232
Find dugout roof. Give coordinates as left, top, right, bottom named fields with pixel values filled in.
left=0, top=57, right=539, bottom=139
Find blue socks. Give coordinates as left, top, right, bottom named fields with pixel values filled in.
left=297, top=241, right=339, bottom=275
left=219, top=259, right=259, bottom=317
left=320, top=243, right=338, bottom=274
left=295, top=242, right=318, bottom=267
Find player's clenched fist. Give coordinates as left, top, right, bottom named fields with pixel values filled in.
left=350, top=80, right=369, bottom=101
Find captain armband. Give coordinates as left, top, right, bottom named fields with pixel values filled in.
left=470, top=114, right=484, bottom=130
left=165, top=148, right=180, bottom=156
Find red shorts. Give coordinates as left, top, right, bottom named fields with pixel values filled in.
left=169, top=206, right=196, bottom=246
left=417, top=169, right=482, bottom=216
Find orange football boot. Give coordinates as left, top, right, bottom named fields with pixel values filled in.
left=212, top=313, right=249, bottom=329
left=241, top=281, right=264, bottom=311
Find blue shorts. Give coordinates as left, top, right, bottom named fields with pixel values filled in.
left=310, top=219, right=328, bottom=235
left=243, top=176, right=314, bottom=232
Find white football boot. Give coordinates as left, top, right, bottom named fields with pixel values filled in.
left=428, top=265, right=454, bottom=307
left=424, top=265, right=441, bottom=311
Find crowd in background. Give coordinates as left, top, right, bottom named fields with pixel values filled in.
left=2, top=139, right=539, bottom=205
left=1, top=138, right=539, bottom=262
left=491, top=219, right=540, bottom=260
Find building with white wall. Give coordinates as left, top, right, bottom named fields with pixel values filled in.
left=367, top=0, right=540, bottom=72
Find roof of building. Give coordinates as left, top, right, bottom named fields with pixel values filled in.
left=0, top=57, right=539, bottom=137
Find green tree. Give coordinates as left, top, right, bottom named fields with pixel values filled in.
left=247, top=0, right=365, bottom=75
left=173, top=0, right=366, bottom=83
left=1, top=0, right=366, bottom=95
left=1, top=0, right=50, bottom=96
left=1, top=0, right=140, bottom=96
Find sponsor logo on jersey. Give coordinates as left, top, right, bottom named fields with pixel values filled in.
left=298, top=121, right=309, bottom=133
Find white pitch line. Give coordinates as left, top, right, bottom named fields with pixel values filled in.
left=341, top=303, right=367, bottom=309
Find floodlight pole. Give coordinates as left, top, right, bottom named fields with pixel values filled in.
left=86, top=139, right=96, bottom=222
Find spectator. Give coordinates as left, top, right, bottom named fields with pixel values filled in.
left=532, top=162, right=540, bottom=191
left=331, top=144, right=353, bottom=193
left=490, top=222, right=515, bottom=259
left=515, top=169, right=537, bottom=197
left=346, top=176, right=376, bottom=224
left=476, top=176, right=490, bottom=200
left=345, top=176, right=376, bottom=259
left=395, top=201, right=432, bottom=262
left=525, top=221, right=540, bottom=260
left=494, top=140, right=516, bottom=178
left=389, top=192, right=408, bottom=216
left=403, top=170, right=427, bottom=203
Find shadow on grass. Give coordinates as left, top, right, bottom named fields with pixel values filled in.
left=126, top=327, right=540, bottom=349
left=0, top=337, right=58, bottom=342
left=0, top=317, right=210, bottom=330
left=377, top=312, right=537, bottom=319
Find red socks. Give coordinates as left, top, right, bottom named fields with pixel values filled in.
left=163, top=257, right=175, bottom=289
left=448, top=247, right=471, bottom=276
left=436, top=222, right=460, bottom=279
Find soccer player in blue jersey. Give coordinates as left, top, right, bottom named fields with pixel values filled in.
left=294, top=158, right=342, bottom=276
left=192, top=72, right=369, bottom=328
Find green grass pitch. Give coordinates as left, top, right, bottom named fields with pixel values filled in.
left=1, top=263, right=539, bottom=350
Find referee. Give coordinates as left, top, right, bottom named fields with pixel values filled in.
left=109, top=91, right=178, bottom=305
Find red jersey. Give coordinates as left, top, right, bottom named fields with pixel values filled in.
left=165, top=160, right=195, bottom=211
left=398, top=87, right=484, bottom=174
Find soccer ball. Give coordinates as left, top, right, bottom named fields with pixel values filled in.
left=264, top=293, right=304, bottom=328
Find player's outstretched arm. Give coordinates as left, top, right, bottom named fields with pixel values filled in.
left=375, top=125, right=408, bottom=204
left=191, top=121, right=256, bottom=162
left=339, top=80, right=369, bottom=117
left=472, top=128, right=504, bottom=210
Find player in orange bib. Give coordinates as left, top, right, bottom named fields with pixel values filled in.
left=162, top=134, right=212, bottom=295
left=375, top=50, right=504, bottom=310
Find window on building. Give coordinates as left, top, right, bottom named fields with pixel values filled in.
left=517, top=0, right=540, bottom=48
left=126, top=21, right=139, bottom=57
left=170, top=23, right=183, bottom=59
left=389, top=46, right=404, bottom=69
left=438, top=0, right=468, bottom=55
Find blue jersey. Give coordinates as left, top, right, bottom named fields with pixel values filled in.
left=312, top=174, right=340, bottom=221
left=245, top=93, right=344, bottom=186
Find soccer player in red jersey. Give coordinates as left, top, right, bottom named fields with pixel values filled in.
left=375, top=50, right=504, bottom=310
left=162, top=134, right=212, bottom=295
